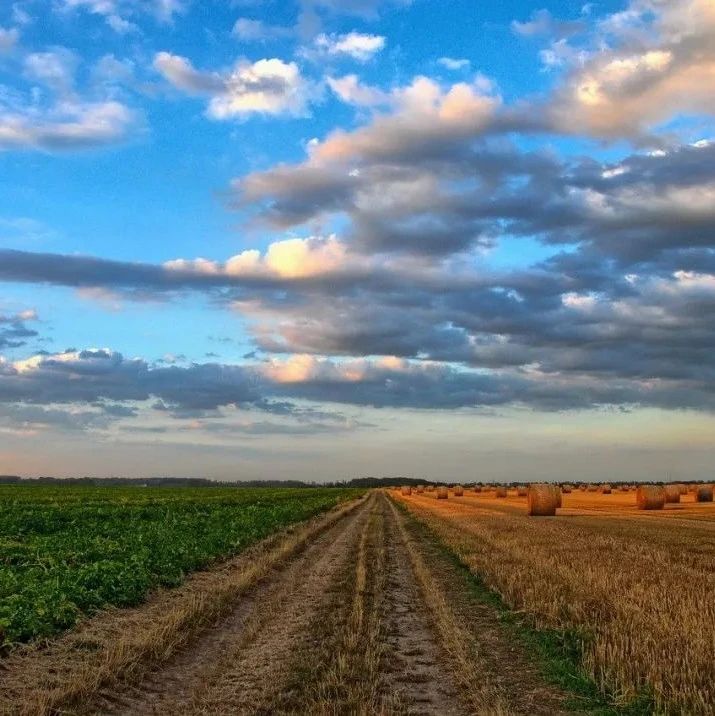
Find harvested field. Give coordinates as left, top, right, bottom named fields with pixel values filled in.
left=394, top=487, right=715, bottom=713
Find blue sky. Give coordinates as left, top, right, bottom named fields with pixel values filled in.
left=1, top=0, right=715, bottom=481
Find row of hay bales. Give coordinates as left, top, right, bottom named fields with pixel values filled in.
left=397, top=482, right=714, bottom=513
left=526, top=483, right=714, bottom=515
left=636, top=483, right=714, bottom=509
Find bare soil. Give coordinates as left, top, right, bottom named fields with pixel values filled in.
left=1, top=492, right=572, bottom=715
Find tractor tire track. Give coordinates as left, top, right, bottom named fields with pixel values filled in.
left=90, top=493, right=376, bottom=715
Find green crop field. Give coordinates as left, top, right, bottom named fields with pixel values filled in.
left=0, top=485, right=362, bottom=647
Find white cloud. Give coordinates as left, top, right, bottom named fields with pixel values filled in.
left=12, top=4, right=33, bottom=26
left=92, top=54, right=135, bottom=85
left=326, top=74, right=388, bottom=106
left=165, top=235, right=358, bottom=280
left=153, top=52, right=224, bottom=93
left=211, top=59, right=312, bottom=118
left=153, top=0, right=185, bottom=22
left=154, top=53, right=314, bottom=118
left=232, top=18, right=293, bottom=41
left=511, top=8, right=584, bottom=38
left=2, top=47, right=138, bottom=151
left=0, top=100, right=137, bottom=151
left=548, top=0, right=715, bottom=138
left=58, top=0, right=186, bottom=31
left=310, top=32, right=385, bottom=62
left=0, top=26, right=20, bottom=53
left=312, top=76, right=500, bottom=163
left=23, top=50, right=79, bottom=95
left=106, top=13, right=138, bottom=33
left=300, top=0, right=412, bottom=21
left=437, top=57, right=470, bottom=71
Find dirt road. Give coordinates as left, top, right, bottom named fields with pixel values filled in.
left=1, top=492, right=570, bottom=715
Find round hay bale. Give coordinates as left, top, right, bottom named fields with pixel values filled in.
left=636, top=485, right=666, bottom=510
left=601, top=484, right=612, bottom=494
left=416, top=485, right=425, bottom=494
left=664, top=484, right=680, bottom=503
left=473, top=485, right=482, bottom=493
left=561, top=484, right=572, bottom=493
left=426, top=485, right=434, bottom=492
left=553, top=485, right=562, bottom=508
left=517, top=486, right=527, bottom=497
left=587, top=484, right=598, bottom=492
left=527, top=484, right=558, bottom=516
left=579, top=484, right=587, bottom=491
left=453, top=485, right=464, bottom=496
left=494, top=486, right=507, bottom=498
left=401, top=486, right=412, bottom=496
left=436, top=486, right=448, bottom=499
left=696, top=485, right=714, bottom=502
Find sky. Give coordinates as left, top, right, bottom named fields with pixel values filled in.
left=1, top=0, right=715, bottom=482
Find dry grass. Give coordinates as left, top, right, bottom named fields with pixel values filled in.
left=276, top=498, right=397, bottom=715
left=395, top=489, right=715, bottom=713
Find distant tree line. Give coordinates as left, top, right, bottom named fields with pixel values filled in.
left=0, top=475, right=431, bottom=488
left=0, top=475, right=709, bottom=488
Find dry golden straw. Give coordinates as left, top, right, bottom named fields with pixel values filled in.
left=527, top=484, right=559, bottom=516
left=636, top=485, right=666, bottom=510
left=663, top=485, right=681, bottom=503
left=696, top=485, right=713, bottom=502
left=494, top=486, right=506, bottom=498
left=452, top=485, right=464, bottom=496
left=553, top=486, right=562, bottom=508
left=401, top=486, right=412, bottom=496
left=436, top=486, right=448, bottom=499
